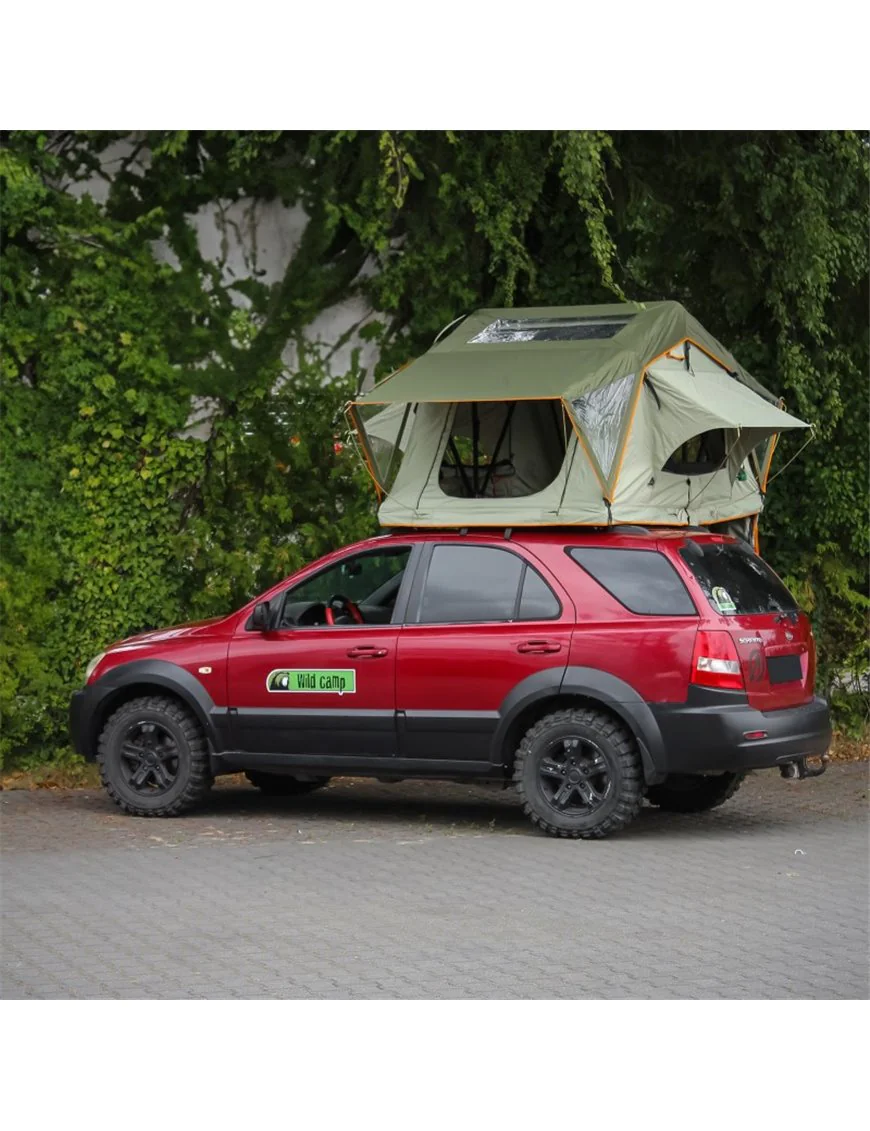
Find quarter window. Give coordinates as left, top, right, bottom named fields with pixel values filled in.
left=568, top=547, right=697, bottom=616
left=519, top=565, right=561, bottom=619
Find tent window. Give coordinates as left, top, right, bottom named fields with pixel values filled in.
left=468, top=316, right=633, bottom=344
left=353, top=401, right=416, bottom=492
left=439, top=400, right=567, bottom=499
left=663, top=430, right=727, bottom=476
left=569, top=373, right=635, bottom=482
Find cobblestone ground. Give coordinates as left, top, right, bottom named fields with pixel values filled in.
left=2, top=763, right=867, bottom=999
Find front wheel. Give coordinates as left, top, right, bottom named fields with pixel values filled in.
left=513, top=708, right=644, bottom=839
left=646, top=772, right=745, bottom=813
left=97, top=695, right=213, bottom=817
left=244, top=771, right=331, bottom=796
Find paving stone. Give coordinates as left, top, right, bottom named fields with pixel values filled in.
left=1, top=765, right=868, bottom=998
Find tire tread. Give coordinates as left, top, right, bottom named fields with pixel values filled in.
left=513, top=707, right=644, bottom=839
left=97, top=695, right=211, bottom=817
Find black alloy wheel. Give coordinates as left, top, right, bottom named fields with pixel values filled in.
left=118, top=719, right=180, bottom=796
left=97, top=695, right=212, bottom=817
left=537, top=736, right=613, bottom=817
left=513, top=707, right=644, bottom=839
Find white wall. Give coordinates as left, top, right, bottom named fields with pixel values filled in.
left=66, top=137, right=383, bottom=438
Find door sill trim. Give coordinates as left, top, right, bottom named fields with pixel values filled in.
left=212, top=752, right=496, bottom=777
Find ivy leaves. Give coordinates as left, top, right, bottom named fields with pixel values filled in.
left=1, top=128, right=867, bottom=763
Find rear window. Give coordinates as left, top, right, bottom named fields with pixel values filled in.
left=678, top=540, right=798, bottom=615
left=568, top=547, right=697, bottom=616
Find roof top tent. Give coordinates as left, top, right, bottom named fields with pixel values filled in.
left=346, top=301, right=807, bottom=538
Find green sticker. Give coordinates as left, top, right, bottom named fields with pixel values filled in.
left=267, top=669, right=356, bottom=695
left=711, top=586, right=737, bottom=615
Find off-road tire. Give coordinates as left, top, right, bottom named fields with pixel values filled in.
left=646, top=772, right=745, bottom=813
left=97, top=695, right=212, bottom=816
left=244, top=771, right=331, bottom=796
left=513, top=707, right=644, bottom=839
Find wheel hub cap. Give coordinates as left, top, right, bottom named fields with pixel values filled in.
left=537, top=735, right=613, bottom=816
left=118, top=720, right=180, bottom=796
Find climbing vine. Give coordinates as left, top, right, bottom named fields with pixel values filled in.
left=1, top=130, right=867, bottom=766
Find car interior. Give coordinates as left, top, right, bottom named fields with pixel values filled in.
left=277, top=551, right=409, bottom=628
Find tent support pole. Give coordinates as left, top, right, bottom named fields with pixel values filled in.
left=479, top=403, right=516, bottom=496
left=471, top=403, right=481, bottom=496
left=381, top=402, right=412, bottom=489
left=447, top=438, right=474, bottom=498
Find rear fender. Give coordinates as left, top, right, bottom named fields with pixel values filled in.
left=492, top=666, right=667, bottom=784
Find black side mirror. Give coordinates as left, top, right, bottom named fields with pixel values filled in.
left=250, top=601, right=271, bottom=631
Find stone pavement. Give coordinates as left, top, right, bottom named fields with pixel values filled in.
left=1, top=763, right=867, bottom=998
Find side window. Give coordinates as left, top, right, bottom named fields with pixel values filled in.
left=418, top=545, right=523, bottom=624
left=279, top=547, right=411, bottom=627
left=416, top=545, right=561, bottom=624
left=568, top=547, right=697, bottom=616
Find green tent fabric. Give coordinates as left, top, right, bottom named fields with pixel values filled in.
left=349, top=302, right=808, bottom=530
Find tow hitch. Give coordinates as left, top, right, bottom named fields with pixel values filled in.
left=779, top=754, right=830, bottom=780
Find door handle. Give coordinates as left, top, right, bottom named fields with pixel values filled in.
left=516, top=640, right=562, bottom=654
left=346, top=646, right=389, bottom=659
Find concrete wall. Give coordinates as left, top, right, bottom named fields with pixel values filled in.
left=66, top=137, right=383, bottom=437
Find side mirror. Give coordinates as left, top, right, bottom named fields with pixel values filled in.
left=250, top=601, right=271, bottom=631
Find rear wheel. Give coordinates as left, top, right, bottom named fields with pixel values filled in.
left=97, top=695, right=212, bottom=817
left=513, top=708, right=644, bottom=839
left=646, top=772, right=745, bottom=813
left=244, top=771, right=330, bottom=796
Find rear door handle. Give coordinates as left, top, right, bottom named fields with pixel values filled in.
left=346, top=646, right=389, bottom=659
left=516, top=640, right=562, bottom=654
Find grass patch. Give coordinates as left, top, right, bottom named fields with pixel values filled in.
left=1, top=762, right=102, bottom=791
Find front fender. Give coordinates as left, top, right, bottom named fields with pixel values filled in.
left=70, top=659, right=228, bottom=760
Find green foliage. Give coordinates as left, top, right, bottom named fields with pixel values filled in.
left=1, top=129, right=867, bottom=766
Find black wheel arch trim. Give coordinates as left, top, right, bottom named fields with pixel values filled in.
left=492, top=665, right=668, bottom=783
left=72, top=659, right=227, bottom=760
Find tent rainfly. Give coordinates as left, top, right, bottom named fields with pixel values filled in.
left=346, top=301, right=808, bottom=537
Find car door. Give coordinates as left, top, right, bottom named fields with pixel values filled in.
left=395, top=541, right=575, bottom=764
left=227, top=544, right=416, bottom=757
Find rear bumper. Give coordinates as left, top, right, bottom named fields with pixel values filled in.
left=651, top=690, right=832, bottom=775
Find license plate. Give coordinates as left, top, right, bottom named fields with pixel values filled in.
left=767, top=654, right=802, bottom=685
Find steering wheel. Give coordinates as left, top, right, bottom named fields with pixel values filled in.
left=324, top=593, right=364, bottom=626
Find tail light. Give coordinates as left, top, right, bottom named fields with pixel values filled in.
left=691, top=630, right=744, bottom=690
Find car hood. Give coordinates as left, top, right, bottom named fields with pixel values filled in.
left=111, top=616, right=229, bottom=650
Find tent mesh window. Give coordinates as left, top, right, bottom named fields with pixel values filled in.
left=438, top=400, right=568, bottom=499
left=569, top=373, right=636, bottom=481
left=353, top=401, right=416, bottom=492
left=663, top=430, right=728, bottom=476
left=468, top=315, right=634, bottom=344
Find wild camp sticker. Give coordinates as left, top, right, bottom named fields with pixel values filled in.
left=267, top=669, right=356, bottom=695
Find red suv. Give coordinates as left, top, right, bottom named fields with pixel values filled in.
left=70, top=528, right=831, bottom=839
